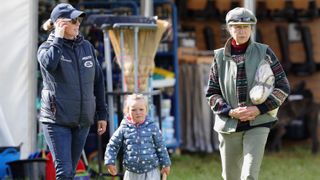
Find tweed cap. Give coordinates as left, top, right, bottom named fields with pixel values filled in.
left=226, top=7, right=257, bottom=25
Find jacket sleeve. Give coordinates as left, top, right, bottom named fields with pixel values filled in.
left=256, top=48, right=291, bottom=114
left=152, top=125, right=171, bottom=167
left=104, top=126, right=124, bottom=165
left=205, top=57, right=232, bottom=117
left=37, top=37, right=64, bottom=72
left=92, top=45, right=108, bottom=121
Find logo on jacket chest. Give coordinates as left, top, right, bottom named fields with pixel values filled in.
left=82, top=56, right=94, bottom=68
left=84, top=61, right=93, bottom=68
left=82, top=56, right=93, bottom=60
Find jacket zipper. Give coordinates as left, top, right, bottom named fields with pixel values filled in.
left=74, top=43, right=83, bottom=127
left=136, top=125, right=141, bottom=170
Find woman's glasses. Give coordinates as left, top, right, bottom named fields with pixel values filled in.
left=69, top=17, right=83, bottom=24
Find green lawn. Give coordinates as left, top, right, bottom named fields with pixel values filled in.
left=169, top=142, right=320, bottom=180
left=89, top=141, right=320, bottom=179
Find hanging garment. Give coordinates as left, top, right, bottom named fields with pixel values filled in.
left=179, top=63, right=218, bottom=153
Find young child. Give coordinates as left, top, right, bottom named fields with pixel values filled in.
left=104, top=93, right=171, bottom=180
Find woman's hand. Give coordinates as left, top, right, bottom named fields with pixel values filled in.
left=54, top=19, right=68, bottom=38
left=230, top=106, right=260, bottom=121
left=107, top=164, right=117, bottom=176
left=97, top=120, right=107, bottom=135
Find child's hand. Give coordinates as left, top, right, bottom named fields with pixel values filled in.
left=107, top=164, right=117, bottom=176
left=161, top=166, right=170, bottom=176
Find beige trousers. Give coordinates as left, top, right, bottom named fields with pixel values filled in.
left=218, top=127, right=270, bottom=180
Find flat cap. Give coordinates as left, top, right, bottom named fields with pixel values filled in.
left=226, top=7, right=257, bottom=25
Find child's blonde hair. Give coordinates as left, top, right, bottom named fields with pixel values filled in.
left=123, top=93, right=149, bottom=115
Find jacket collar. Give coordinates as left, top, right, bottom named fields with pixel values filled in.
left=223, top=37, right=254, bottom=58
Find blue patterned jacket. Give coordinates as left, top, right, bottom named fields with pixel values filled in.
left=104, top=117, right=171, bottom=174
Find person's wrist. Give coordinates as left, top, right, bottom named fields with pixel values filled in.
left=254, top=106, right=261, bottom=116
left=229, top=109, right=234, bottom=118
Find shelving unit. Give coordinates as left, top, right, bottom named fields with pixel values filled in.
left=153, top=1, right=180, bottom=150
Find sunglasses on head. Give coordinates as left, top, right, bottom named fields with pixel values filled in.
left=228, top=17, right=254, bottom=24
left=69, top=17, right=83, bottom=24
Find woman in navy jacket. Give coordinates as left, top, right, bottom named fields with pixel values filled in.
left=37, top=3, right=107, bottom=179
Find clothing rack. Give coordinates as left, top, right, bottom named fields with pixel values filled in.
left=177, top=49, right=218, bottom=153
left=178, top=47, right=213, bottom=64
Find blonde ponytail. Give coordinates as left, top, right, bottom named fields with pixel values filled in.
left=42, top=19, right=54, bottom=31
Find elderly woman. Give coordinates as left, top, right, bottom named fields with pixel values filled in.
left=206, top=7, right=290, bottom=180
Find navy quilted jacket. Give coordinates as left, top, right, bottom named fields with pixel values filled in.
left=37, top=33, right=107, bottom=127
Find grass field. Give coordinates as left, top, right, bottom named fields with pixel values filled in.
left=90, top=140, right=320, bottom=180
left=169, top=141, right=320, bottom=180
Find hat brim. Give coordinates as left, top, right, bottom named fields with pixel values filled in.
left=228, top=22, right=256, bottom=25
left=70, top=10, right=86, bottom=19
